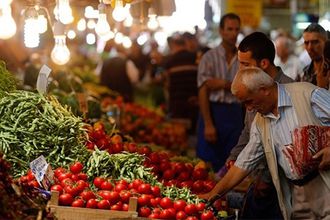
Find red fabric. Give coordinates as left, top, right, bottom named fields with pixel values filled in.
left=282, top=126, right=330, bottom=179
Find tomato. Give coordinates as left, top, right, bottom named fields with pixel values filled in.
left=159, top=209, right=172, bottom=219
left=159, top=160, right=171, bottom=172
left=138, top=145, right=151, bottom=156
left=177, top=171, right=190, bottom=181
left=126, top=142, right=137, bottom=153
left=201, top=210, right=215, bottom=220
left=70, top=162, right=84, bottom=174
left=173, top=162, right=187, bottom=173
left=28, top=180, right=40, bottom=188
left=173, top=199, right=186, bottom=211
left=86, top=141, right=95, bottom=150
left=192, top=168, right=208, bottom=180
left=186, top=216, right=199, bottom=220
left=148, top=152, right=160, bottom=163
left=162, top=169, right=175, bottom=180
left=151, top=185, right=161, bottom=197
left=138, top=207, right=151, bottom=217
left=64, top=185, right=79, bottom=197
left=180, top=180, right=193, bottom=188
left=120, top=191, right=131, bottom=203
left=203, top=180, right=216, bottom=192
left=93, top=177, right=105, bottom=189
left=160, top=197, right=173, bottom=209
left=54, top=167, right=66, bottom=178
left=59, top=193, right=74, bottom=206
left=115, top=183, right=127, bottom=192
left=131, top=179, right=143, bottom=190
left=58, top=173, right=72, bottom=182
left=97, top=199, right=110, bottom=209
left=86, top=198, right=98, bottom=209
left=116, top=179, right=129, bottom=187
left=150, top=197, right=161, bottom=207
left=137, top=194, right=151, bottom=206
left=137, top=183, right=151, bottom=194
left=76, top=180, right=88, bottom=193
left=184, top=204, right=197, bottom=215
left=122, top=203, right=129, bottom=211
left=196, top=202, right=206, bottom=212
left=72, top=198, right=85, bottom=208
left=27, top=170, right=35, bottom=181
left=108, top=191, right=120, bottom=204
left=77, top=173, right=88, bottom=181
left=80, top=190, right=96, bottom=201
left=176, top=210, right=187, bottom=220
left=148, top=213, right=160, bottom=219
left=60, top=178, right=73, bottom=188
left=50, top=184, right=63, bottom=195
left=192, top=180, right=204, bottom=193
left=100, top=181, right=113, bottom=190
left=111, top=203, right=123, bottom=211
left=111, top=143, right=124, bottom=153
left=71, top=174, right=79, bottom=181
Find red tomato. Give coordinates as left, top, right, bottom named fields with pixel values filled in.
left=151, top=185, right=161, bottom=197
left=196, top=202, right=206, bottom=212
left=131, top=179, right=143, bottom=190
left=54, top=167, right=66, bottom=178
left=186, top=216, right=199, bottom=220
left=100, top=181, right=113, bottom=190
left=180, top=180, right=193, bottom=188
left=115, top=183, right=127, bottom=192
left=112, top=143, right=124, bottom=153
left=150, top=197, right=161, bottom=207
left=111, top=203, right=123, bottom=211
left=162, top=169, right=175, bottom=180
left=93, top=177, right=105, bottom=189
left=201, top=210, right=215, bottom=220
left=177, top=171, right=190, bottom=181
left=122, top=203, right=129, bottom=211
left=159, top=209, right=172, bottom=219
left=59, top=193, right=74, bottom=206
left=148, top=213, right=160, bottom=219
left=108, top=191, right=120, bottom=204
left=58, top=173, right=72, bottom=182
left=72, top=198, right=85, bottom=208
left=148, top=152, right=160, bottom=163
left=116, top=179, right=129, bottom=187
left=138, top=145, right=151, bottom=156
left=176, top=211, right=187, bottom=220
left=192, top=168, right=208, bottom=180
left=137, top=183, right=151, bottom=194
left=77, top=173, right=88, bottom=181
left=86, top=198, right=98, bottom=209
left=27, top=170, right=35, bottom=181
left=192, top=180, right=204, bottom=193
left=138, top=207, right=151, bottom=217
left=184, top=204, right=197, bottom=215
left=76, top=180, right=88, bottom=193
left=28, top=180, right=40, bottom=188
left=80, top=190, right=96, bottom=201
left=50, top=184, right=63, bottom=195
left=173, top=199, right=187, bottom=211
left=160, top=197, right=173, bottom=209
left=120, top=191, right=131, bottom=203
left=97, top=199, right=110, bottom=209
left=70, top=162, right=84, bottom=174
left=137, top=194, right=151, bottom=206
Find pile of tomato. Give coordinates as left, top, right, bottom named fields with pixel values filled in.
left=18, top=161, right=219, bottom=219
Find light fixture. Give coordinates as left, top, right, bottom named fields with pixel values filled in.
left=36, top=6, right=48, bottom=34
left=77, top=18, right=86, bottom=31
left=24, top=6, right=40, bottom=48
left=147, top=7, right=158, bottom=31
left=95, top=3, right=111, bottom=39
left=51, top=21, right=70, bottom=65
left=124, top=13, right=133, bottom=27
left=112, top=0, right=128, bottom=22
left=54, top=0, right=73, bottom=25
left=0, top=5, right=16, bottom=40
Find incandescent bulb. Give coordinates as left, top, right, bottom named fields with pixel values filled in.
left=95, top=13, right=110, bottom=38
left=54, top=0, right=73, bottom=24
left=0, top=6, right=16, bottom=39
left=38, top=14, right=48, bottom=34
left=112, top=0, right=128, bottom=22
left=51, top=36, right=70, bottom=65
left=24, top=7, right=39, bottom=48
left=147, top=15, right=158, bottom=30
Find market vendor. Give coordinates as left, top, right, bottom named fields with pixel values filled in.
left=199, top=67, right=330, bottom=219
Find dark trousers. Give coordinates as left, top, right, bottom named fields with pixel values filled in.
left=197, top=102, right=243, bottom=172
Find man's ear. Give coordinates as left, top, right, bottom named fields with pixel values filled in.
left=259, top=59, right=270, bottom=70
left=259, top=86, right=271, bottom=96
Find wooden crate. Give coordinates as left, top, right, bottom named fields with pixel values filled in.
left=47, top=191, right=138, bottom=220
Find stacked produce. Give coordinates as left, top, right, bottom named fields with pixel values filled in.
left=0, top=90, right=90, bottom=178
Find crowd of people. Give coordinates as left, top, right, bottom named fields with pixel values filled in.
left=98, top=13, right=330, bottom=219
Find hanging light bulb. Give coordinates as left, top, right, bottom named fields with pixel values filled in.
left=0, top=5, right=16, bottom=40
left=124, top=13, right=133, bottom=27
left=0, top=0, right=12, bottom=9
left=54, top=0, right=73, bottom=25
left=77, top=18, right=86, bottom=31
left=24, top=6, right=39, bottom=48
left=51, top=21, right=70, bottom=65
left=95, top=3, right=111, bottom=38
left=147, top=8, right=158, bottom=31
left=112, top=0, right=128, bottom=22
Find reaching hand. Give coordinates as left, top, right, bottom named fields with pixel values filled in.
left=313, top=147, right=330, bottom=170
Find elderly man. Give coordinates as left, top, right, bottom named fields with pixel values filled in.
left=200, top=67, right=330, bottom=219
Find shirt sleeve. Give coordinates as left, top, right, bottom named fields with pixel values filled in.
left=311, top=88, right=330, bottom=126
left=235, top=118, right=266, bottom=171
left=197, top=52, right=213, bottom=88
left=126, top=59, right=140, bottom=84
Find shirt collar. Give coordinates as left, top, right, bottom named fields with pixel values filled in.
left=277, top=83, right=292, bottom=108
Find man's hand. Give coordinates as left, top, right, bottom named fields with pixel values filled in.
left=313, top=147, right=330, bottom=170
left=204, top=123, right=217, bottom=143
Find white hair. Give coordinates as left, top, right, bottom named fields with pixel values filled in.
left=231, top=67, right=274, bottom=95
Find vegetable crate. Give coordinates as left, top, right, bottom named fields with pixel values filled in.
left=47, top=191, right=138, bottom=220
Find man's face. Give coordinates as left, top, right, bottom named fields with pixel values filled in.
left=220, top=19, right=240, bottom=46
left=235, top=84, right=273, bottom=115
left=303, top=32, right=326, bottom=61
left=238, top=50, right=258, bottom=69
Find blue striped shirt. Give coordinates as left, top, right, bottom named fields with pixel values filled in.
left=235, top=83, right=330, bottom=180
left=197, top=45, right=240, bottom=103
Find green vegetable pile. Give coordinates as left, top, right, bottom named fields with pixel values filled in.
left=0, top=60, right=18, bottom=98
left=0, top=90, right=90, bottom=177
left=86, top=149, right=158, bottom=185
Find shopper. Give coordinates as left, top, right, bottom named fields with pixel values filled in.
left=226, top=31, right=293, bottom=219
left=299, top=23, right=328, bottom=87
left=196, top=13, right=244, bottom=172
left=199, top=67, right=330, bottom=220
left=274, top=34, right=304, bottom=81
